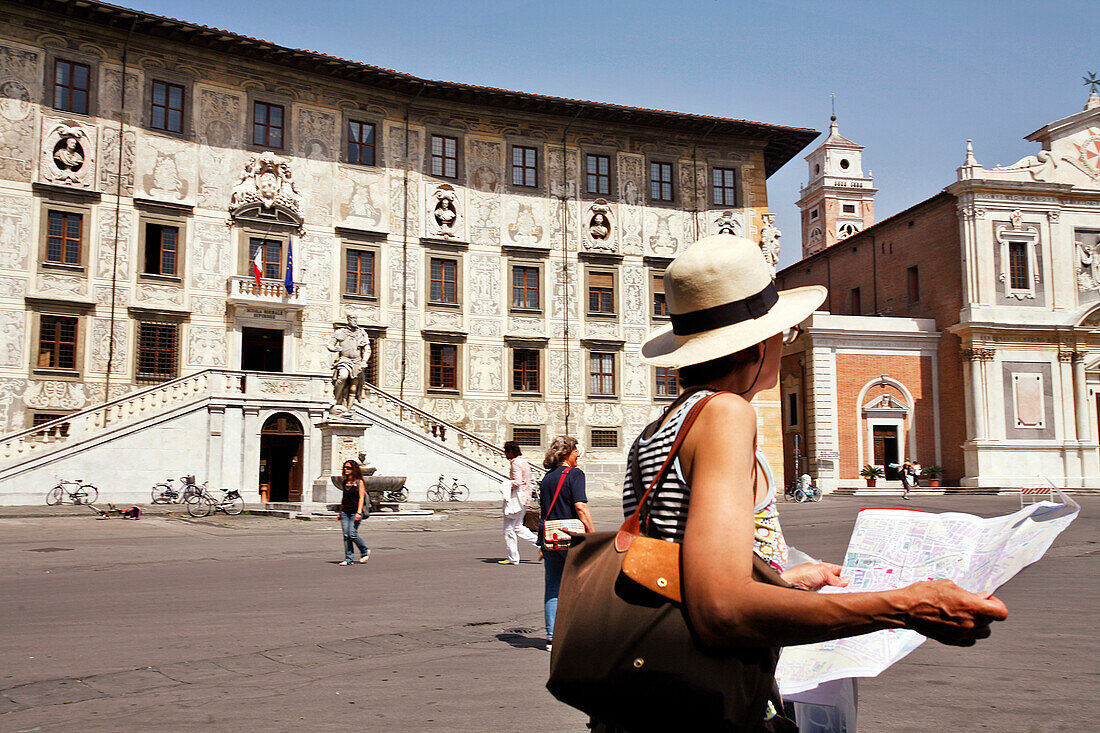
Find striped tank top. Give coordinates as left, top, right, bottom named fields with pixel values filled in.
left=622, top=389, right=789, bottom=572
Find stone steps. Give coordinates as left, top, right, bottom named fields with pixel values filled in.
left=249, top=501, right=435, bottom=520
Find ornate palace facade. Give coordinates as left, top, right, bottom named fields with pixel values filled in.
left=0, top=0, right=814, bottom=500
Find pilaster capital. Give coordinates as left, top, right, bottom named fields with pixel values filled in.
left=963, top=347, right=995, bottom=361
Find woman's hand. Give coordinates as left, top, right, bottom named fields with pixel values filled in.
left=781, top=562, right=851, bottom=591
left=354, top=512, right=362, bottom=520
left=899, top=580, right=1008, bottom=646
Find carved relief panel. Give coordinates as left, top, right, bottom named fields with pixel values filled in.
left=336, top=167, right=386, bottom=230
left=0, top=193, right=32, bottom=271
left=469, top=191, right=500, bottom=246
left=469, top=253, right=502, bottom=316
left=467, top=137, right=503, bottom=193
left=646, top=210, right=683, bottom=256
left=190, top=221, right=233, bottom=291
left=0, top=310, right=24, bottom=367
left=468, top=344, right=503, bottom=391
left=99, top=127, right=136, bottom=195
left=187, top=325, right=228, bottom=367
left=0, top=44, right=41, bottom=182
left=96, top=209, right=133, bottom=280
left=503, top=198, right=548, bottom=247
left=425, top=182, right=465, bottom=241
left=136, top=132, right=195, bottom=204
left=582, top=199, right=616, bottom=253
left=388, top=169, right=419, bottom=236
left=39, top=117, right=97, bottom=190
left=197, top=87, right=245, bottom=209
left=89, top=318, right=128, bottom=372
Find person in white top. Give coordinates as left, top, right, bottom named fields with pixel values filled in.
left=499, top=441, right=538, bottom=565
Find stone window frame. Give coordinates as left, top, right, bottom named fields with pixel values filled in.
left=999, top=232, right=1040, bottom=300
left=584, top=264, right=620, bottom=320
left=340, top=239, right=382, bottom=302
left=424, top=336, right=464, bottom=395
left=133, top=317, right=183, bottom=383
left=44, top=52, right=98, bottom=118
left=649, top=268, right=669, bottom=322
left=424, top=247, right=464, bottom=311
left=246, top=92, right=293, bottom=152
left=585, top=347, right=620, bottom=400
left=136, top=208, right=187, bottom=283
left=28, top=411, right=73, bottom=434
left=645, top=156, right=678, bottom=207
left=142, top=70, right=195, bottom=139
left=236, top=227, right=291, bottom=278
left=425, top=126, right=466, bottom=184
left=506, top=137, right=545, bottom=193
left=582, top=147, right=618, bottom=198
left=27, top=299, right=92, bottom=381
left=849, top=286, right=862, bottom=315
left=710, top=165, right=740, bottom=207
left=589, top=427, right=620, bottom=450
left=38, top=198, right=92, bottom=275
left=506, top=338, right=545, bottom=397
left=654, top=366, right=679, bottom=401
left=342, top=111, right=384, bottom=167
left=507, top=257, right=545, bottom=315
left=784, top=383, right=801, bottom=430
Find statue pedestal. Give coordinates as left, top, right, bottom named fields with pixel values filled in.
left=311, top=418, right=373, bottom=503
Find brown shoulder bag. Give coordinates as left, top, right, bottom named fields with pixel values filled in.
left=546, top=391, right=798, bottom=732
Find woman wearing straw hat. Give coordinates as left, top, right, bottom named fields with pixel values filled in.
left=614, top=233, right=1007, bottom=728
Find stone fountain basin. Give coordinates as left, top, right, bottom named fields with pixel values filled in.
left=330, top=475, right=407, bottom=510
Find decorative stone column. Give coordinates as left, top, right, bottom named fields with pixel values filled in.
left=962, top=347, right=993, bottom=441
left=311, top=417, right=372, bottom=503
left=1058, top=350, right=1079, bottom=441
left=1072, top=352, right=1090, bottom=442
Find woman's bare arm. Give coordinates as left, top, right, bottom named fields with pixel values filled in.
left=679, top=394, right=1006, bottom=649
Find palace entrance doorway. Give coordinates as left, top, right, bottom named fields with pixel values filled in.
left=873, top=426, right=900, bottom=480
left=260, top=413, right=303, bottom=502
left=241, top=327, right=284, bottom=372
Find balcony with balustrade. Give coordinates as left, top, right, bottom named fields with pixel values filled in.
left=226, top=276, right=305, bottom=309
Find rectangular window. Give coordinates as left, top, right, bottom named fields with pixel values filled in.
left=809, top=208, right=819, bottom=221
left=345, top=249, right=375, bottom=296
left=32, top=412, right=70, bottom=438
left=787, top=392, right=798, bottom=427
left=137, top=322, right=178, bottom=379
left=849, top=287, right=861, bottom=315
left=586, top=154, right=611, bottom=196
left=38, top=315, right=77, bottom=370
left=842, top=203, right=856, bottom=214
left=54, top=59, right=90, bottom=114
left=589, top=352, right=615, bottom=396
left=347, top=120, right=376, bottom=166
left=650, top=161, right=673, bottom=202
left=655, top=366, right=678, bottom=397
left=1008, top=241, right=1029, bottom=290
left=144, top=223, right=178, bottom=276
left=249, top=238, right=282, bottom=280
left=588, top=272, right=615, bottom=314
left=907, top=265, right=920, bottom=303
left=512, top=427, right=542, bottom=447
left=513, top=348, right=540, bottom=393
left=364, top=336, right=380, bottom=386
left=431, top=135, right=458, bottom=178
left=429, top=257, right=458, bottom=304
left=712, top=167, right=738, bottom=206
left=590, top=429, right=619, bottom=449
left=46, top=211, right=82, bottom=265
left=150, top=81, right=185, bottom=133
left=512, top=145, right=538, bottom=187
left=429, top=343, right=458, bottom=390
left=652, top=274, right=667, bottom=317
left=512, top=265, right=540, bottom=309
left=253, top=101, right=284, bottom=148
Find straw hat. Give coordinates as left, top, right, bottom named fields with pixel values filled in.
left=641, top=234, right=826, bottom=368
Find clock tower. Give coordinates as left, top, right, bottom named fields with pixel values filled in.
left=797, top=116, right=877, bottom=258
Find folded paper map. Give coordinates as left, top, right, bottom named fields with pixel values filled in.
left=776, top=493, right=1080, bottom=695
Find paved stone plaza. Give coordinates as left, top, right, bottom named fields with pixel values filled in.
left=1, top=495, right=1096, bottom=732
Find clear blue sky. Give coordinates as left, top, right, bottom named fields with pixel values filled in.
left=126, top=0, right=1092, bottom=270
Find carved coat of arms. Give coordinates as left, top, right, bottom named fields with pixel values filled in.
left=228, top=151, right=303, bottom=219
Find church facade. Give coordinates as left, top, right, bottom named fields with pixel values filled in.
left=778, top=93, right=1100, bottom=490
left=0, top=0, right=815, bottom=500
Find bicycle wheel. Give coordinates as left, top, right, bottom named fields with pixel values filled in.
left=395, top=486, right=409, bottom=502
left=187, top=496, right=213, bottom=517
left=810, top=490, right=822, bottom=502
left=452, top=484, right=469, bottom=502
left=426, top=487, right=442, bottom=502
left=46, top=486, right=63, bottom=505
left=223, top=495, right=244, bottom=515
left=182, top=486, right=201, bottom=504
left=151, top=485, right=169, bottom=504
left=78, top=485, right=99, bottom=504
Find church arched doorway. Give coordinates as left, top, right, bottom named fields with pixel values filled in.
left=260, top=413, right=304, bottom=502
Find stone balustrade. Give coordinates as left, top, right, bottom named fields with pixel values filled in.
left=226, top=276, right=304, bottom=307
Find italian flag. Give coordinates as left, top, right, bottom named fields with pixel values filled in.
left=251, top=245, right=264, bottom=287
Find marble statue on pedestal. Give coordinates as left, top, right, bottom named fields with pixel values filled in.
left=326, top=315, right=371, bottom=414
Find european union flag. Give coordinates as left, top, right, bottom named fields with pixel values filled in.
left=284, top=237, right=294, bottom=294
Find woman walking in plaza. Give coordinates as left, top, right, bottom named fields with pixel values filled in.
left=499, top=441, right=538, bottom=565
left=337, top=460, right=370, bottom=566
left=539, top=436, right=594, bottom=651
left=587, top=234, right=1007, bottom=729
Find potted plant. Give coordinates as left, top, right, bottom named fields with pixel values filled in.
left=860, top=464, right=884, bottom=487
left=923, top=465, right=943, bottom=488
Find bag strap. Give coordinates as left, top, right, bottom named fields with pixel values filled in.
left=616, top=391, right=722, bottom=553
left=543, top=466, right=572, bottom=520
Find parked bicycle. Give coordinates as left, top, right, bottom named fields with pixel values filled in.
left=45, top=478, right=99, bottom=506
left=382, top=486, right=409, bottom=503
left=426, top=475, right=469, bottom=502
left=186, top=485, right=244, bottom=517
left=151, top=475, right=204, bottom=504
left=784, top=480, right=822, bottom=503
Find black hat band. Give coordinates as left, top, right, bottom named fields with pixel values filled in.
left=669, top=282, right=778, bottom=336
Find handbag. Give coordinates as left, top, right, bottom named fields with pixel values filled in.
left=542, top=467, right=584, bottom=550
left=522, top=509, right=540, bottom=534
left=547, top=391, right=798, bottom=732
